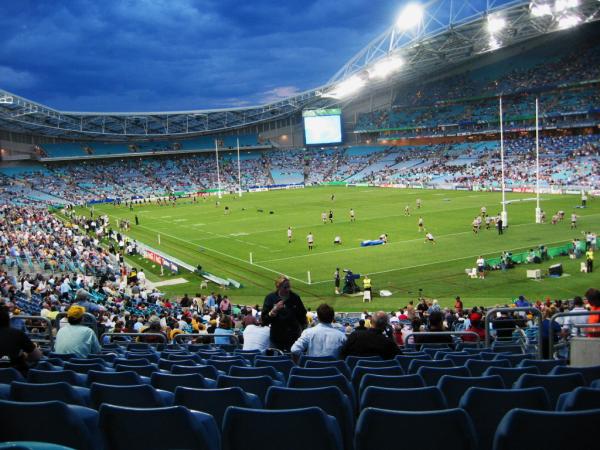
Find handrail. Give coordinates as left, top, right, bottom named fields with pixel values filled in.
left=174, top=333, right=240, bottom=345
left=484, top=307, right=543, bottom=358
left=100, top=332, right=167, bottom=344
left=548, top=311, right=600, bottom=357
left=10, top=315, right=54, bottom=349
left=403, top=331, right=480, bottom=347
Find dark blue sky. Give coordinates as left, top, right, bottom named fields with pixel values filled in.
left=0, top=0, right=407, bottom=112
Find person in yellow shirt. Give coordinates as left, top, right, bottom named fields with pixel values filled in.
left=586, top=249, right=594, bottom=273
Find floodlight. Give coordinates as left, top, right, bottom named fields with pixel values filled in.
left=368, top=57, right=404, bottom=79
left=530, top=3, right=553, bottom=16
left=396, top=3, right=424, bottom=30
left=330, top=75, right=366, bottom=98
left=489, top=37, right=501, bottom=50
left=554, top=0, right=579, bottom=12
left=557, top=14, right=581, bottom=28
left=487, top=16, right=506, bottom=34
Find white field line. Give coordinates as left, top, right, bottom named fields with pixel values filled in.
left=102, top=211, right=304, bottom=284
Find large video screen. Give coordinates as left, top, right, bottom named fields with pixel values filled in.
left=303, top=108, right=343, bottom=145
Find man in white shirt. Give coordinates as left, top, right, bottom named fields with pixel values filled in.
left=291, top=304, right=347, bottom=358
left=562, top=296, right=589, bottom=336
left=243, top=322, right=272, bottom=351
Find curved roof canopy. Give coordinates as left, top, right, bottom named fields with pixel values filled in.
left=0, top=0, right=598, bottom=140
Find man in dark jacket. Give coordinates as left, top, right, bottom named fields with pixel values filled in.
left=340, top=311, right=400, bottom=360
left=262, top=276, right=307, bottom=351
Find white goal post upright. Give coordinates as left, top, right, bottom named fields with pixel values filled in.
left=215, top=139, right=222, bottom=199
left=237, top=138, right=242, bottom=197
left=535, top=97, right=543, bottom=223
left=499, top=97, right=508, bottom=228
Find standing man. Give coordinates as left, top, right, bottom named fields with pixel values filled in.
left=334, top=268, right=341, bottom=295
left=571, top=213, right=578, bottom=229
left=418, top=217, right=424, bottom=232
left=307, top=232, right=314, bottom=250
left=262, top=276, right=308, bottom=351
left=135, top=215, right=139, bottom=226
left=287, top=226, right=293, bottom=243
left=416, top=198, right=422, bottom=209
left=328, top=210, right=334, bottom=223
left=291, top=304, right=346, bottom=358
left=350, top=209, right=356, bottom=222
left=497, top=215, right=503, bottom=235
left=404, top=205, right=410, bottom=216
left=321, top=212, right=327, bottom=224
left=476, top=256, right=485, bottom=279
left=586, top=248, right=594, bottom=273
left=362, top=275, right=371, bottom=298
left=582, top=190, right=587, bottom=207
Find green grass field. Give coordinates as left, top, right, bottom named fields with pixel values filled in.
left=84, top=186, right=599, bottom=311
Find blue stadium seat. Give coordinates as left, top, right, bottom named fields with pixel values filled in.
left=354, top=359, right=400, bottom=369
left=556, top=386, right=600, bottom=411
left=125, top=353, right=158, bottom=363
left=358, top=374, right=425, bottom=399
left=63, top=362, right=108, bottom=374
left=254, top=358, right=295, bottom=380
left=513, top=373, right=586, bottom=408
left=158, top=358, right=197, bottom=371
left=217, top=375, right=282, bottom=405
left=150, top=372, right=215, bottom=392
left=517, top=359, right=567, bottom=374
left=174, top=386, right=261, bottom=428
left=99, top=404, right=219, bottom=450
left=465, top=358, right=511, bottom=377
left=266, top=386, right=354, bottom=450
left=0, top=400, right=102, bottom=450
left=290, top=366, right=341, bottom=378
left=493, top=408, right=600, bottom=450
left=549, top=364, right=600, bottom=385
left=443, top=353, right=480, bottom=366
left=482, top=366, right=540, bottom=387
left=287, top=374, right=356, bottom=412
left=305, top=360, right=352, bottom=379
left=355, top=407, right=477, bottom=450
left=89, top=383, right=173, bottom=409
left=345, top=355, right=382, bottom=370
left=223, top=406, right=343, bottom=450
left=114, top=364, right=158, bottom=377
left=298, top=355, right=337, bottom=367
left=351, top=366, right=405, bottom=394
left=437, top=375, right=504, bottom=408
left=495, top=353, right=535, bottom=366
left=114, top=357, right=150, bottom=366
left=27, top=369, right=86, bottom=387
left=207, top=359, right=247, bottom=373
left=407, top=358, right=453, bottom=374
left=171, top=364, right=220, bottom=379
left=167, top=353, right=204, bottom=363
left=490, top=343, right=523, bottom=354
left=459, top=387, right=550, bottom=450
left=416, top=365, right=471, bottom=386
left=0, top=368, right=25, bottom=384
left=394, top=354, right=432, bottom=372
left=229, top=365, right=285, bottom=383
left=0, top=442, right=76, bottom=449
left=10, top=381, right=90, bottom=407
left=86, top=370, right=144, bottom=386
left=360, top=386, right=448, bottom=412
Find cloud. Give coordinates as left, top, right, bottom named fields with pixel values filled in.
left=0, top=66, right=37, bottom=90
left=258, top=86, right=302, bottom=104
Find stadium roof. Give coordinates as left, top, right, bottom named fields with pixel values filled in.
left=1, top=0, right=599, bottom=140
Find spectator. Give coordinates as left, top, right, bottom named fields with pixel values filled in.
left=54, top=305, right=101, bottom=357
left=340, top=311, right=400, bottom=360
left=214, top=315, right=234, bottom=345
left=262, top=276, right=307, bottom=351
left=585, top=288, right=600, bottom=337
left=413, top=311, right=453, bottom=348
left=0, top=305, right=41, bottom=373
left=291, top=304, right=347, bottom=358
left=242, top=319, right=271, bottom=351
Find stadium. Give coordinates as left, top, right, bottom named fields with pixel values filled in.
left=0, top=0, right=600, bottom=448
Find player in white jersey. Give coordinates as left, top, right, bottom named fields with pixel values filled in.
left=307, top=232, right=314, bottom=250
left=418, top=217, right=424, bottom=232
left=425, top=232, right=436, bottom=244
left=287, top=227, right=292, bottom=243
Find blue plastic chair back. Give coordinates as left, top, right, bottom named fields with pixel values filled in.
left=360, top=386, right=447, bottom=412
left=437, top=375, right=504, bottom=407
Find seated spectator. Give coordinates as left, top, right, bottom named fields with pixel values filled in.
left=413, top=311, right=453, bottom=348
left=54, top=305, right=101, bottom=358
left=0, top=305, right=41, bottom=373
left=291, top=304, right=347, bottom=358
left=242, top=319, right=271, bottom=351
left=214, top=315, right=234, bottom=345
left=585, top=288, right=600, bottom=337
left=463, top=311, right=486, bottom=343
left=340, top=311, right=401, bottom=360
